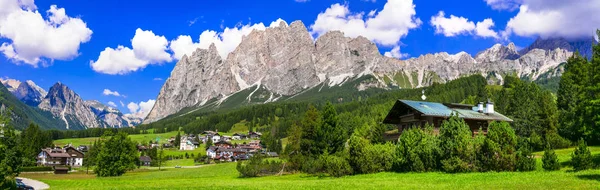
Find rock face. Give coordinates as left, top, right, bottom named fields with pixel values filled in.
left=144, top=20, right=575, bottom=124
left=520, top=37, right=596, bottom=59
left=85, top=100, right=141, bottom=128
left=38, top=83, right=102, bottom=129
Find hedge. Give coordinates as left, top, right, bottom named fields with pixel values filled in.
left=21, top=166, right=53, bottom=172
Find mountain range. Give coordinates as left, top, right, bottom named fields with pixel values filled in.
left=0, top=79, right=141, bottom=130
left=143, top=20, right=591, bottom=124
left=2, top=20, right=596, bottom=129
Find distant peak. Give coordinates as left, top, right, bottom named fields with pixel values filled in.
left=289, top=20, right=306, bottom=29
left=507, top=42, right=517, bottom=51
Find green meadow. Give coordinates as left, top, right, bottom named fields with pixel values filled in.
left=19, top=147, right=600, bottom=190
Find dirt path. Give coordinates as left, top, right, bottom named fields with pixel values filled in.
left=17, top=177, right=49, bottom=190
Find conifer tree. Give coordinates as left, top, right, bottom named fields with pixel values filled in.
left=542, top=144, right=560, bottom=171
left=571, top=139, right=593, bottom=171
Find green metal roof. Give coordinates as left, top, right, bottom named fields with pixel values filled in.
left=383, top=100, right=513, bottom=124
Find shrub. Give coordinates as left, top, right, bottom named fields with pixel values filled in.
left=515, top=147, right=536, bottom=171
left=395, top=126, right=439, bottom=172
left=529, top=132, right=544, bottom=151
left=237, top=155, right=284, bottom=177
left=542, top=145, right=560, bottom=171
left=438, top=115, right=475, bottom=173
left=546, top=132, right=571, bottom=149
left=571, top=139, right=593, bottom=171
left=20, top=166, right=53, bottom=172
left=300, top=157, right=323, bottom=175
left=320, top=154, right=352, bottom=177
left=480, top=122, right=517, bottom=171
left=349, top=134, right=395, bottom=174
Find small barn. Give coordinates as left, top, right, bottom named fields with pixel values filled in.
left=140, top=156, right=152, bottom=166
left=383, top=99, right=513, bottom=135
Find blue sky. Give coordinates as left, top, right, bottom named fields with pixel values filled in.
left=0, top=0, right=598, bottom=116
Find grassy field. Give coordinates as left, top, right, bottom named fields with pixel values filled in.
left=19, top=147, right=600, bottom=190
left=20, top=162, right=600, bottom=190
left=53, top=131, right=180, bottom=147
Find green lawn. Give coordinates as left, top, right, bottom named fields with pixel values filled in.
left=20, top=162, right=600, bottom=190
left=53, top=131, right=180, bottom=147
left=19, top=146, right=600, bottom=190
left=163, top=159, right=196, bottom=167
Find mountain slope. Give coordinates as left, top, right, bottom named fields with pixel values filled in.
left=0, top=79, right=47, bottom=106
left=0, top=84, right=65, bottom=130
left=145, top=20, right=575, bottom=124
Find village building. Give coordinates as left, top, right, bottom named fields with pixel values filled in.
left=248, top=131, right=262, bottom=139
left=232, top=133, right=247, bottom=140
left=383, top=99, right=513, bottom=135
left=37, top=147, right=84, bottom=167
left=140, top=156, right=152, bottom=166
left=214, top=140, right=233, bottom=148
left=180, top=135, right=200, bottom=150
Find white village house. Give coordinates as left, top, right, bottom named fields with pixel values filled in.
left=180, top=135, right=200, bottom=150
left=37, top=147, right=84, bottom=167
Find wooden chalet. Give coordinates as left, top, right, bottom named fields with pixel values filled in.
left=383, top=99, right=513, bottom=135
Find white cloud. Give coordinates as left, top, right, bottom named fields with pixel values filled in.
left=0, top=1, right=93, bottom=66
left=107, top=101, right=117, bottom=108
left=103, top=89, right=121, bottom=97
left=169, top=18, right=286, bottom=60
left=430, top=11, right=475, bottom=37
left=126, top=99, right=155, bottom=119
left=90, top=28, right=171, bottom=75
left=310, top=0, right=421, bottom=47
left=127, top=102, right=139, bottom=114
left=384, top=46, right=408, bottom=59
left=131, top=29, right=172, bottom=63
left=503, top=1, right=600, bottom=39
left=295, top=0, right=309, bottom=2
left=430, top=11, right=499, bottom=39
left=475, top=19, right=499, bottom=39
left=119, top=101, right=125, bottom=107
left=153, top=78, right=163, bottom=81
left=484, top=0, right=521, bottom=11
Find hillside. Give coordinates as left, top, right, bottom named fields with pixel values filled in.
left=0, top=83, right=65, bottom=130
left=140, top=75, right=488, bottom=136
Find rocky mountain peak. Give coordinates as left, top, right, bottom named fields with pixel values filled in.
left=143, top=20, right=576, bottom=124
left=39, top=82, right=102, bottom=129
left=1, top=78, right=47, bottom=106
left=475, top=43, right=520, bottom=63
left=1, top=78, right=21, bottom=92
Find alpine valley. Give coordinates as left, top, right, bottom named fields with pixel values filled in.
left=2, top=21, right=595, bottom=130
left=143, top=20, right=594, bottom=124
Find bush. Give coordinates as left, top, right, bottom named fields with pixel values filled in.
left=20, top=166, right=53, bottom=172
left=300, top=157, right=324, bottom=175
left=480, top=122, right=517, bottom=171
left=529, top=132, right=544, bottom=151
left=542, top=145, right=560, bottom=171
left=348, top=134, right=395, bottom=174
left=571, top=139, right=593, bottom=171
left=236, top=155, right=284, bottom=177
left=395, top=126, right=439, bottom=172
left=515, top=147, right=536, bottom=171
left=546, top=132, right=571, bottom=149
left=438, top=115, right=475, bottom=173
left=320, top=154, right=352, bottom=177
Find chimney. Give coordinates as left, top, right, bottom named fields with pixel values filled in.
left=477, top=102, right=484, bottom=113
left=485, top=99, right=494, bottom=114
